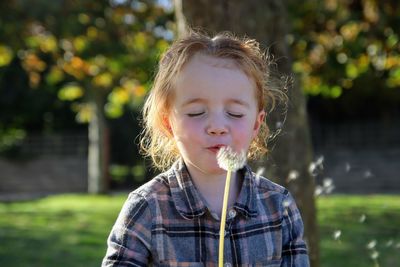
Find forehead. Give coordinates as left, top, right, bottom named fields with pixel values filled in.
left=173, top=53, right=257, bottom=105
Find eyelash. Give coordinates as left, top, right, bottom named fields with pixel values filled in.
left=187, top=112, right=244, bottom=118
left=228, top=112, right=244, bottom=118
left=187, top=112, right=205, bottom=117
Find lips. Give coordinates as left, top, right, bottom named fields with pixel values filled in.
left=206, top=144, right=226, bottom=153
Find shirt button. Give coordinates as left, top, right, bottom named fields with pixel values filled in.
left=228, top=209, right=237, bottom=219
left=224, top=230, right=229, bottom=237
left=224, top=263, right=232, bottom=267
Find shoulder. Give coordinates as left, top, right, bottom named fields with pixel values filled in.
left=249, top=171, right=296, bottom=213
left=253, top=173, right=289, bottom=196
left=131, top=172, right=170, bottom=199
left=116, top=172, right=171, bottom=223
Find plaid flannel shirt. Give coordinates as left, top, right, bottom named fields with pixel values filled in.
left=102, top=159, right=309, bottom=266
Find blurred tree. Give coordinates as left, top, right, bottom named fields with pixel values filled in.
left=174, top=0, right=319, bottom=266
left=0, top=0, right=174, bottom=193
left=287, top=0, right=400, bottom=119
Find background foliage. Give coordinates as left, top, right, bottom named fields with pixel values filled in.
left=288, top=0, right=400, bottom=120
left=0, top=0, right=174, bottom=185
left=0, top=0, right=399, bottom=186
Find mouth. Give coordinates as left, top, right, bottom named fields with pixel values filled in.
left=206, top=144, right=226, bottom=154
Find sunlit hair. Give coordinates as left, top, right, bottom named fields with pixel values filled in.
left=140, top=30, right=288, bottom=170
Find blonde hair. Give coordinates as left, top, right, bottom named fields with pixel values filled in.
left=140, top=30, right=287, bottom=170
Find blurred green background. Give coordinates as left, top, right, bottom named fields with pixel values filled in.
left=1, top=0, right=399, bottom=266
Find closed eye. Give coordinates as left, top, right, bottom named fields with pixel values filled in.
left=228, top=112, right=244, bottom=118
left=187, top=112, right=205, bottom=117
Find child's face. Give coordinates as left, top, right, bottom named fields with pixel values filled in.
left=168, top=53, right=265, bottom=176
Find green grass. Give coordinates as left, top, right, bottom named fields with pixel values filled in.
left=0, top=194, right=125, bottom=267
left=0, top=194, right=399, bottom=266
left=318, top=195, right=400, bottom=267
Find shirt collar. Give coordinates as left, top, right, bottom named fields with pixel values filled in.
left=167, top=159, right=258, bottom=220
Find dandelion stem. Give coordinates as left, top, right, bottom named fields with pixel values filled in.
left=218, top=169, right=232, bottom=267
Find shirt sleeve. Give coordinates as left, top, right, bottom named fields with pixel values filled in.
left=102, top=192, right=152, bottom=267
left=281, top=191, right=310, bottom=267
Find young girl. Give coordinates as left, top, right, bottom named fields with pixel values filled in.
left=102, top=31, right=310, bottom=266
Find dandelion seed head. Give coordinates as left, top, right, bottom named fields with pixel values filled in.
left=216, top=146, right=246, bottom=171
left=333, top=230, right=341, bottom=240
left=367, top=240, right=377, bottom=250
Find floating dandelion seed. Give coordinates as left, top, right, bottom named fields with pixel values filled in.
left=385, top=239, right=393, bottom=247
left=217, top=146, right=246, bottom=171
left=255, top=167, right=264, bottom=185
left=322, top=178, right=335, bottom=194
left=367, top=240, right=377, bottom=250
left=283, top=199, right=291, bottom=216
left=314, top=178, right=335, bottom=196
left=287, top=170, right=299, bottom=182
left=276, top=121, right=283, bottom=129
left=314, top=185, right=323, bottom=197
left=325, top=185, right=335, bottom=194
left=323, top=178, right=333, bottom=188
left=256, top=167, right=265, bottom=177
left=359, top=214, right=366, bottom=223
left=370, top=250, right=379, bottom=260
left=309, top=156, right=324, bottom=176
left=283, top=199, right=291, bottom=208
left=308, top=163, right=317, bottom=176
left=333, top=230, right=341, bottom=240
left=316, top=156, right=324, bottom=166
left=364, top=170, right=373, bottom=178
left=345, top=162, right=351, bottom=172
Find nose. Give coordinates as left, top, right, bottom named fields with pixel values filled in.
left=206, top=115, right=228, bottom=136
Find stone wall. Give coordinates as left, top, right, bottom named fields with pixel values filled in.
left=0, top=156, right=87, bottom=200
left=0, top=133, right=88, bottom=201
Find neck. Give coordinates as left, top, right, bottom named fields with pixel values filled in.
left=186, top=164, right=242, bottom=216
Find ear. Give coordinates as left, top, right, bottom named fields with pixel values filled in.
left=162, top=114, right=173, bottom=136
left=252, top=110, right=265, bottom=139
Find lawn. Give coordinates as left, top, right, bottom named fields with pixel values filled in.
left=0, top=194, right=399, bottom=267
left=317, top=195, right=400, bottom=267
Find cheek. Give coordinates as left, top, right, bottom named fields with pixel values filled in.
left=232, top=121, right=256, bottom=146
left=171, top=118, right=203, bottom=140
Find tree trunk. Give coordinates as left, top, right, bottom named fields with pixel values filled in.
left=87, top=89, right=109, bottom=194
left=174, top=0, right=319, bottom=266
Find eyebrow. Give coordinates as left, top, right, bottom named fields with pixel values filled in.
left=182, top=98, right=250, bottom=108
